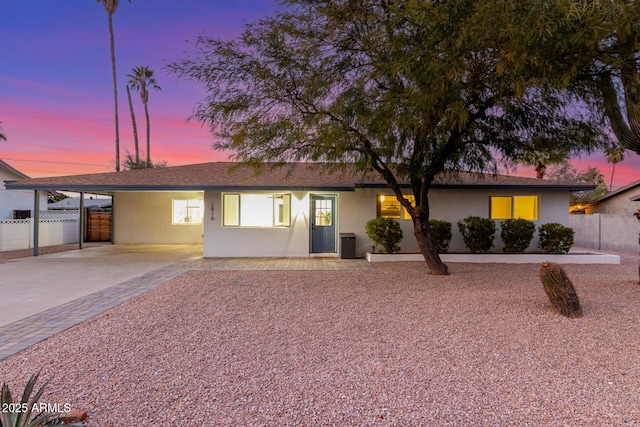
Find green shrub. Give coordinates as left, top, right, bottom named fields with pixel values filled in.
left=430, top=219, right=452, bottom=253
left=500, top=218, right=536, bottom=254
left=365, top=217, right=403, bottom=253
left=457, top=216, right=496, bottom=253
left=538, top=222, right=575, bottom=254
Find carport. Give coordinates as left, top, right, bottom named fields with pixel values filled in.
left=5, top=165, right=213, bottom=256
left=0, top=244, right=202, bottom=327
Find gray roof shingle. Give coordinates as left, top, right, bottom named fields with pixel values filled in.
left=4, top=162, right=595, bottom=192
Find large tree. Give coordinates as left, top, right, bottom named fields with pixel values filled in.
left=127, top=66, right=162, bottom=167
left=96, top=0, right=131, bottom=172
left=592, top=1, right=640, bottom=155
left=498, top=1, right=640, bottom=157
left=169, top=0, right=606, bottom=275
left=546, top=163, right=608, bottom=208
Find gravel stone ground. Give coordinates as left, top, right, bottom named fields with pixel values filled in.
left=1, top=252, right=639, bottom=426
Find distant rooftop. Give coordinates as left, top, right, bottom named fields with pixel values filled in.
left=595, top=180, right=640, bottom=203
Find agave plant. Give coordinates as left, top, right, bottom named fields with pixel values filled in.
left=0, top=373, right=68, bottom=427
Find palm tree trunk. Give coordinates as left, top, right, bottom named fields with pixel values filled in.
left=610, top=163, right=616, bottom=191
left=126, top=85, right=139, bottom=163
left=144, top=101, right=151, bottom=167
left=108, top=12, right=121, bottom=172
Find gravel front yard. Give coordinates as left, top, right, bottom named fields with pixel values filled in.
left=1, top=255, right=639, bottom=426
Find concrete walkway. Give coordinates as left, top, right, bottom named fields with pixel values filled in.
left=0, top=245, right=372, bottom=361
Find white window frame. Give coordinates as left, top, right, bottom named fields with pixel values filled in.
left=222, top=193, right=292, bottom=228
left=172, top=199, right=204, bottom=225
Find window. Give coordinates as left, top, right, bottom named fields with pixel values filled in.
left=222, top=193, right=291, bottom=227
left=377, top=195, right=415, bottom=219
left=172, top=199, right=204, bottom=224
left=378, top=195, right=400, bottom=218
left=273, top=194, right=291, bottom=226
left=223, top=194, right=240, bottom=226
left=314, top=198, right=333, bottom=226
left=490, top=196, right=538, bottom=220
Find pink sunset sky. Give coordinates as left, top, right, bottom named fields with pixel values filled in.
left=1, top=1, right=638, bottom=189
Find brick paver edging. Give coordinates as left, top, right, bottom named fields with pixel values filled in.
left=0, top=258, right=372, bottom=361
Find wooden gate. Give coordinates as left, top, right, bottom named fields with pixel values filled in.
left=85, top=210, right=112, bottom=242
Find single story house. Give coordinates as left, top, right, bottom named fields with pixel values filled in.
left=0, top=158, right=48, bottom=219
left=586, top=180, right=640, bottom=215
left=5, top=162, right=594, bottom=257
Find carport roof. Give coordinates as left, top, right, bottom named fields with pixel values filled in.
left=4, top=161, right=596, bottom=192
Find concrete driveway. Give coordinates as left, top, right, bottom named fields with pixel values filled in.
left=0, top=244, right=202, bottom=327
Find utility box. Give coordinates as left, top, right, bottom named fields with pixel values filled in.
left=340, top=233, right=356, bottom=259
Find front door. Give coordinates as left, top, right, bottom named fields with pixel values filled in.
left=310, top=195, right=336, bottom=253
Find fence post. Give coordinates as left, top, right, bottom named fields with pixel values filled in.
left=79, top=192, right=84, bottom=249
left=33, top=190, right=39, bottom=256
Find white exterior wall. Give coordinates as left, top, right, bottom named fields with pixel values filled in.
left=0, top=219, right=78, bottom=251
left=352, top=188, right=570, bottom=254
left=0, top=168, right=47, bottom=219
left=113, top=191, right=204, bottom=244
left=203, top=187, right=571, bottom=257
left=203, top=190, right=313, bottom=257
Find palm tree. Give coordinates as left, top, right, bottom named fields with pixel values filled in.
left=0, top=122, right=6, bottom=141
left=605, top=144, right=626, bottom=190
left=96, top=0, right=131, bottom=172
left=126, top=84, right=140, bottom=165
left=128, top=66, right=162, bottom=167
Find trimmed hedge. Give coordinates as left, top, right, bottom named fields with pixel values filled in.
left=365, top=217, right=403, bottom=253
left=430, top=219, right=452, bottom=253
left=538, top=222, right=575, bottom=254
left=500, top=218, right=535, bottom=254
left=457, top=216, right=496, bottom=253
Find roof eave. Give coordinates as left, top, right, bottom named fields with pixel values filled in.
left=4, top=184, right=357, bottom=192
left=358, top=183, right=597, bottom=191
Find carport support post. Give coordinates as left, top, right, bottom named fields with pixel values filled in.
left=79, top=192, right=84, bottom=250
left=111, top=194, right=115, bottom=244
left=33, top=190, right=40, bottom=256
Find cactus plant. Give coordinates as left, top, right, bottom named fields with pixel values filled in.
left=539, top=261, right=582, bottom=318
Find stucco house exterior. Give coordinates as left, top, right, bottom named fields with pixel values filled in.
left=588, top=180, right=640, bottom=215
left=5, top=162, right=593, bottom=257
left=570, top=180, right=640, bottom=253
